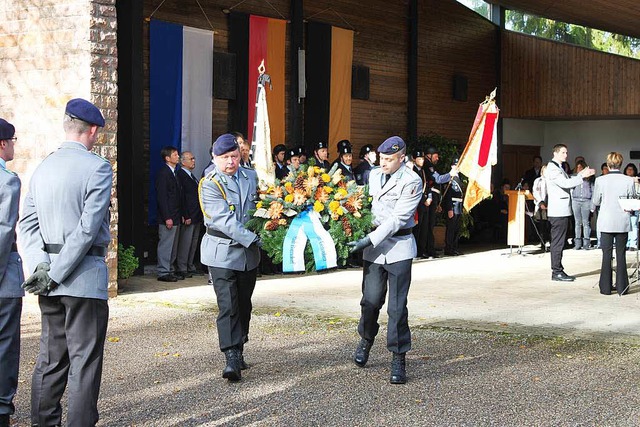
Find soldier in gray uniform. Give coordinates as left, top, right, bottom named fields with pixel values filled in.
left=19, top=99, right=112, bottom=427
left=199, top=133, right=261, bottom=382
left=347, top=136, right=423, bottom=384
left=0, top=119, right=24, bottom=427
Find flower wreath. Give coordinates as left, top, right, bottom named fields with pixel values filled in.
left=246, top=161, right=373, bottom=272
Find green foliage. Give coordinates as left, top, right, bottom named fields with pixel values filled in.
left=117, top=244, right=139, bottom=280
left=506, top=10, right=640, bottom=60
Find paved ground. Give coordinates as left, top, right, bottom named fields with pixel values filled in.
left=11, top=243, right=640, bottom=426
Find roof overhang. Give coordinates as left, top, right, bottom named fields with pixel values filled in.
left=487, top=0, right=640, bottom=40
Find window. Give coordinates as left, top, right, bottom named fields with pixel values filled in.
left=456, top=0, right=491, bottom=21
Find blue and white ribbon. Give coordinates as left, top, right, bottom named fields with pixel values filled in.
left=282, top=208, right=338, bottom=272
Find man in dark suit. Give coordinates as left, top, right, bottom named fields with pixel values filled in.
left=176, top=151, right=204, bottom=278
left=156, top=146, right=183, bottom=282
left=0, top=118, right=23, bottom=427
left=522, top=155, right=542, bottom=191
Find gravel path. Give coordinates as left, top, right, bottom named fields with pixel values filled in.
left=11, top=300, right=640, bottom=426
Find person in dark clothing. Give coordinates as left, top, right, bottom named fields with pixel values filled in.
left=312, top=141, right=331, bottom=170
left=354, top=144, right=376, bottom=185
left=336, top=142, right=355, bottom=181
left=156, top=146, right=183, bottom=282
left=273, top=144, right=288, bottom=180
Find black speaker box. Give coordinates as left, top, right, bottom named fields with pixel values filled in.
left=213, top=52, right=237, bottom=100
left=352, top=65, right=370, bottom=100
left=453, top=74, right=468, bottom=101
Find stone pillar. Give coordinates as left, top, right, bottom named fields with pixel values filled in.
left=0, top=0, right=119, bottom=296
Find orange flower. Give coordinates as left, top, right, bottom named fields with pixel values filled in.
left=267, top=202, right=284, bottom=219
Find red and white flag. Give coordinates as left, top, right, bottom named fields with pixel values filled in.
left=458, top=91, right=499, bottom=212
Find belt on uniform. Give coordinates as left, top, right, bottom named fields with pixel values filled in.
left=206, top=228, right=230, bottom=239
left=44, top=243, right=108, bottom=257
left=11, top=242, right=17, bottom=252
left=372, top=227, right=413, bottom=238
left=430, top=188, right=441, bottom=194
left=452, top=198, right=463, bottom=202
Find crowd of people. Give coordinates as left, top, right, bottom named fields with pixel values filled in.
left=525, top=145, right=637, bottom=295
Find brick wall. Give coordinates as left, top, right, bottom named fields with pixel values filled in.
left=0, top=0, right=119, bottom=296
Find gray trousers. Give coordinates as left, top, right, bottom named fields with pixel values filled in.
left=209, top=267, right=257, bottom=351
left=157, top=224, right=180, bottom=275
left=572, top=199, right=591, bottom=248
left=0, top=298, right=21, bottom=416
left=32, top=296, right=108, bottom=427
left=358, top=259, right=413, bottom=354
left=176, top=222, right=201, bottom=272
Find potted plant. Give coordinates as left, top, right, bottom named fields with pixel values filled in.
left=117, top=244, right=139, bottom=286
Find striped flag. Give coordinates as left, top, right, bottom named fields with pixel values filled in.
left=304, top=22, right=354, bottom=150
left=148, top=19, right=213, bottom=224
left=458, top=91, right=500, bottom=212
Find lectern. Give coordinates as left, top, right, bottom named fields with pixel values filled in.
left=505, top=190, right=534, bottom=248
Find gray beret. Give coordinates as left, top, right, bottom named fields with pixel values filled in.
left=65, top=98, right=105, bottom=127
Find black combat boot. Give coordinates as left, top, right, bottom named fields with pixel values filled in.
left=353, top=338, right=374, bottom=367
left=390, top=352, right=407, bottom=384
left=222, top=348, right=242, bottom=381
left=238, top=342, right=249, bottom=370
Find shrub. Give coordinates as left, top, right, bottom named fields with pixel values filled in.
left=117, top=244, right=139, bottom=280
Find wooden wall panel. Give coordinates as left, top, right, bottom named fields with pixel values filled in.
left=418, top=0, right=498, bottom=146
left=501, top=31, right=640, bottom=119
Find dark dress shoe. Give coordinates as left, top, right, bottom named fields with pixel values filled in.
left=157, top=274, right=178, bottom=282
left=177, top=271, right=193, bottom=278
left=222, top=349, right=242, bottom=381
left=173, top=272, right=186, bottom=280
left=551, top=272, right=575, bottom=282
left=390, top=352, right=407, bottom=384
left=353, top=338, right=373, bottom=367
left=189, top=269, right=205, bottom=276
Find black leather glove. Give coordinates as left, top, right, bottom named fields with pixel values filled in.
left=347, top=236, right=372, bottom=253
left=22, top=262, right=58, bottom=295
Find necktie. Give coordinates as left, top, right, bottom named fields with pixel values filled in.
left=384, top=174, right=391, bottom=185
left=232, top=175, right=241, bottom=198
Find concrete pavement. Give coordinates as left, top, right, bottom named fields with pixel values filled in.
left=97, top=243, right=640, bottom=345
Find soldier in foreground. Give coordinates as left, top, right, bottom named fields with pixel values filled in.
left=347, top=136, right=423, bottom=384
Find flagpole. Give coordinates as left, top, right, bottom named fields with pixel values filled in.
left=438, top=89, right=497, bottom=208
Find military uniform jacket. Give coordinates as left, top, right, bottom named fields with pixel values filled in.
left=199, top=166, right=260, bottom=271
left=442, top=176, right=464, bottom=215
left=592, top=171, right=635, bottom=233
left=19, top=141, right=112, bottom=300
left=424, top=159, right=451, bottom=204
left=545, top=160, right=583, bottom=217
left=364, top=165, right=422, bottom=264
left=0, top=163, right=24, bottom=298
left=354, top=161, right=372, bottom=185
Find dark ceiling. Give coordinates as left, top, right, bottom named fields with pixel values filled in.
left=487, top=0, right=640, bottom=40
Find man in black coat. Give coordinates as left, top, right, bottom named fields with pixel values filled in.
left=522, top=155, right=542, bottom=191
left=156, top=146, right=183, bottom=282
left=273, top=144, right=288, bottom=180
left=312, top=141, right=331, bottom=170
left=354, top=144, right=376, bottom=185
left=176, top=151, right=204, bottom=278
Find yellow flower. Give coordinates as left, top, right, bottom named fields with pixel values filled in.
left=308, top=166, right=315, bottom=178
left=284, top=182, right=294, bottom=194
left=336, top=206, right=344, bottom=216
left=278, top=219, right=287, bottom=225
left=314, top=166, right=322, bottom=174
left=334, top=188, right=348, bottom=201
left=284, top=194, right=294, bottom=203
left=321, top=173, right=331, bottom=183
left=313, top=201, right=324, bottom=212
left=324, top=186, right=333, bottom=194
left=256, top=201, right=263, bottom=209
left=329, top=200, right=340, bottom=212
left=353, top=211, right=362, bottom=218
